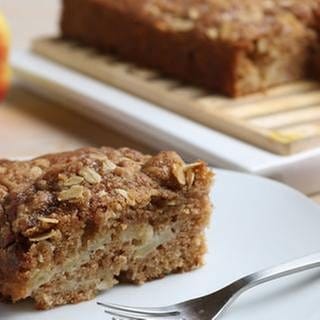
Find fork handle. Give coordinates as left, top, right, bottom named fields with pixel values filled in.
left=237, top=251, right=320, bottom=293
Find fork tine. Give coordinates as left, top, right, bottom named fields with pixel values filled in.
left=97, top=302, right=180, bottom=317
left=104, top=308, right=180, bottom=320
left=108, top=313, right=177, bottom=320
left=104, top=308, right=148, bottom=320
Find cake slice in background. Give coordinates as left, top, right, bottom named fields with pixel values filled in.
left=60, top=0, right=320, bottom=97
left=0, top=147, right=213, bottom=309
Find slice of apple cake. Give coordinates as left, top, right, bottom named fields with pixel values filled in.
left=0, top=147, right=213, bottom=309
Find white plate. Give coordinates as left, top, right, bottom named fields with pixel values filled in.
left=1, top=169, right=320, bottom=320
left=10, top=50, right=320, bottom=194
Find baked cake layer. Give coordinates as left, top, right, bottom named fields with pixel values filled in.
left=60, top=0, right=320, bottom=96
left=0, top=147, right=213, bottom=309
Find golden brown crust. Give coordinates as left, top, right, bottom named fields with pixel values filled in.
left=60, top=0, right=320, bottom=96
left=0, top=147, right=213, bottom=309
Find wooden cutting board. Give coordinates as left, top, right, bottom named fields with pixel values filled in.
left=32, top=37, right=320, bottom=155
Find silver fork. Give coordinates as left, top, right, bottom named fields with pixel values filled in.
left=98, top=252, right=320, bottom=320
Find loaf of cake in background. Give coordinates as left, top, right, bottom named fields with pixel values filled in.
left=60, top=0, right=320, bottom=97
left=0, top=12, right=10, bottom=101
left=0, top=147, right=213, bottom=309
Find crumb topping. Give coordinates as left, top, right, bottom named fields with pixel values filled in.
left=108, top=0, right=320, bottom=43
left=0, top=147, right=212, bottom=252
